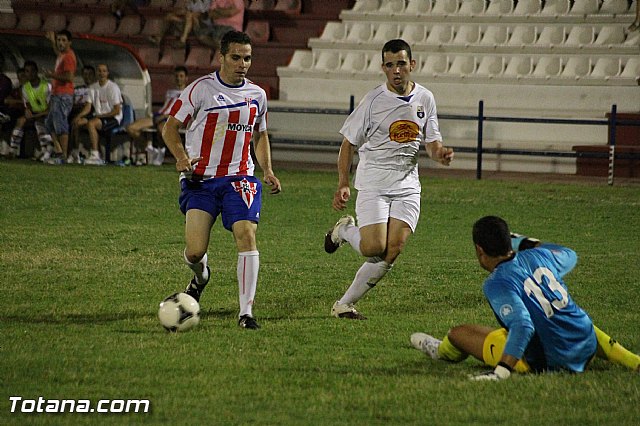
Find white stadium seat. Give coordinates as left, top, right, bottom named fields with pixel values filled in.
left=313, top=50, right=340, bottom=72
left=479, top=26, right=509, bottom=46
left=425, top=24, right=454, bottom=45
left=532, top=56, right=562, bottom=77
left=535, top=26, right=565, bottom=47
left=287, top=50, right=313, bottom=70
left=484, top=0, right=514, bottom=16
left=372, top=23, right=399, bottom=43
left=623, top=30, right=640, bottom=46
left=504, top=56, right=533, bottom=77
left=418, top=54, right=449, bottom=76
left=590, top=57, right=621, bottom=78
left=366, top=52, right=382, bottom=73
left=352, top=0, right=379, bottom=12
left=345, top=22, right=373, bottom=43
left=340, top=52, right=368, bottom=73
left=319, top=22, right=346, bottom=42
left=377, top=0, right=405, bottom=14
left=507, top=26, right=537, bottom=47
left=458, top=0, right=486, bottom=15
left=560, top=56, right=591, bottom=78
left=599, top=0, right=629, bottom=14
left=432, top=0, right=459, bottom=15
left=401, top=23, right=427, bottom=44
left=593, top=26, right=625, bottom=46
left=452, top=25, right=481, bottom=45
left=564, top=26, right=595, bottom=47
left=569, top=0, right=600, bottom=15
left=448, top=56, right=476, bottom=76
left=406, top=0, right=432, bottom=14
left=619, top=57, right=640, bottom=78
left=540, top=0, right=570, bottom=16
left=475, top=56, right=504, bottom=76
left=512, top=0, right=541, bottom=15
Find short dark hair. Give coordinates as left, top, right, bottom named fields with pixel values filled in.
left=23, top=60, right=38, bottom=72
left=57, top=30, right=72, bottom=41
left=174, top=65, right=188, bottom=75
left=472, top=216, right=512, bottom=257
left=83, top=64, right=95, bottom=73
left=220, top=31, right=251, bottom=55
left=382, top=39, right=412, bottom=62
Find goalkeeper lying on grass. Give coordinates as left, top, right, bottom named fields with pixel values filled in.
left=411, top=215, right=640, bottom=380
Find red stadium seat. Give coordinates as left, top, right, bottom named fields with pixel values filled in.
left=158, top=47, right=185, bottom=67
left=274, top=0, right=302, bottom=13
left=249, top=0, right=276, bottom=10
left=41, top=13, right=68, bottom=32
left=244, top=20, right=270, bottom=43
left=67, top=14, right=92, bottom=34
left=137, top=46, right=161, bottom=67
left=0, top=13, right=17, bottom=30
left=16, top=12, right=42, bottom=31
left=140, top=16, right=164, bottom=37
left=115, top=15, right=142, bottom=37
left=91, top=15, right=117, bottom=36
left=185, top=46, right=213, bottom=70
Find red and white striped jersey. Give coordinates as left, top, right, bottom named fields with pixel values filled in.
left=170, top=71, right=267, bottom=179
left=157, top=88, right=183, bottom=115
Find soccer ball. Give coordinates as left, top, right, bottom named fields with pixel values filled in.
left=158, top=292, right=200, bottom=332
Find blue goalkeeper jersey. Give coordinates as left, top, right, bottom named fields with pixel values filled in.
left=483, top=243, right=597, bottom=372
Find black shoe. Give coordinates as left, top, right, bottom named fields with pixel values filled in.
left=238, top=314, right=260, bottom=329
left=184, top=266, right=210, bottom=302
left=324, top=215, right=355, bottom=254
left=324, top=230, right=340, bottom=254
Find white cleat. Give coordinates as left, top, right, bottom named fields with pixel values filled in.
left=410, top=333, right=441, bottom=360
left=324, top=215, right=355, bottom=254
left=331, top=300, right=366, bottom=320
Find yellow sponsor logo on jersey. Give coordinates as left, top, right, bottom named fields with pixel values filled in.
left=389, top=120, right=419, bottom=143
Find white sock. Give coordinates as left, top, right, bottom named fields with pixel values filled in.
left=183, top=250, right=209, bottom=285
left=338, top=257, right=392, bottom=305
left=238, top=251, right=259, bottom=317
left=338, top=223, right=362, bottom=256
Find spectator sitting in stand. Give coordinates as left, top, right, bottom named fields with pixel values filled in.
left=196, top=0, right=245, bottom=53
left=148, top=0, right=212, bottom=48
left=68, top=65, right=96, bottom=163
left=0, top=68, right=27, bottom=157
left=126, top=66, right=188, bottom=166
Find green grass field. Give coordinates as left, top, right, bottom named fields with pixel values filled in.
left=1, top=160, right=639, bottom=425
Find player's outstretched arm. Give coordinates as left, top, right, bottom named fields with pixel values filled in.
left=254, top=130, right=281, bottom=194
left=333, top=138, right=354, bottom=211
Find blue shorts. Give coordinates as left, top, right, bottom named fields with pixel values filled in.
left=45, top=94, right=73, bottom=135
left=179, top=176, right=262, bottom=231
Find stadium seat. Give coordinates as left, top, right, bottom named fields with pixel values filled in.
left=405, top=0, right=432, bottom=15
left=484, top=0, right=514, bottom=15
left=158, top=47, right=185, bottom=67
left=432, top=0, right=459, bottom=15
left=340, top=52, right=368, bottom=73
left=372, top=23, right=398, bottom=43
left=448, top=56, right=476, bottom=76
left=0, top=13, right=17, bottom=29
left=352, top=0, right=380, bottom=12
left=67, top=15, right=92, bottom=34
left=41, top=13, right=67, bottom=32
left=137, top=46, right=161, bottom=67
left=593, top=26, right=624, bottom=46
left=115, top=15, right=142, bottom=37
left=452, top=25, right=481, bottom=45
left=274, top=0, right=302, bottom=14
left=479, top=26, right=509, bottom=46
left=418, top=54, right=449, bottom=76
left=319, top=22, right=346, bottom=42
left=148, top=0, right=173, bottom=7
left=475, top=56, right=504, bottom=76
left=532, top=56, right=562, bottom=78
left=458, top=0, right=486, bottom=15
left=401, top=23, right=427, bottom=44
left=313, top=50, right=340, bottom=72
left=286, top=50, right=313, bottom=70
left=366, top=52, right=382, bottom=73
left=141, top=16, right=164, bottom=38
left=504, top=56, right=533, bottom=77
left=535, top=26, right=565, bottom=47
left=377, top=0, right=405, bottom=14
left=569, top=0, right=600, bottom=15
left=245, top=20, right=270, bottom=43
left=507, top=26, right=537, bottom=47
left=185, top=46, right=212, bottom=69
left=345, top=22, right=373, bottom=43
left=623, top=30, right=640, bottom=46
left=564, top=26, right=594, bottom=47
left=248, top=0, right=276, bottom=10
left=540, top=0, right=570, bottom=16
left=590, top=57, right=620, bottom=78
left=512, top=0, right=541, bottom=15
left=91, top=15, right=117, bottom=36
left=599, top=0, right=629, bottom=14
left=560, top=56, right=591, bottom=78
left=619, top=57, right=640, bottom=78
left=425, top=24, right=454, bottom=45
left=16, top=12, right=42, bottom=31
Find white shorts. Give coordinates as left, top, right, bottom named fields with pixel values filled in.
left=355, top=189, right=421, bottom=232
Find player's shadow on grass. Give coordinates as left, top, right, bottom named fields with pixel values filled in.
left=0, top=312, right=148, bottom=324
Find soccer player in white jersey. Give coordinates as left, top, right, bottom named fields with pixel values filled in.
left=324, top=39, right=454, bottom=319
left=162, top=31, right=281, bottom=330
left=126, top=66, right=189, bottom=166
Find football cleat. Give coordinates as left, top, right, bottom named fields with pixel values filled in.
left=184, top=266, right=210, bottom=302
left=238, top=314, right=260, bottom=329
left=331, top=300, right=367, bottom=320
left=324, top=215, right=355, bottom=254
left=410, top=333, right=441, bottom=360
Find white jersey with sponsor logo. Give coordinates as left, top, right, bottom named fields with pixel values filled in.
left=340, top=82, right=442, bottom=192
left=170, top=71, right=267, bottom=179
left=157, top=88, right=182, bottom=115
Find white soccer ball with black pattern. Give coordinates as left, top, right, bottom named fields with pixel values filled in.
left=158, top=292, right=200, bottom=332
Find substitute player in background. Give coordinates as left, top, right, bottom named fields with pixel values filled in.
left=411, top=216, right=640, bottom=379
left=324, top=39, right=453, bottom=319
left=162, top=30, right=281, bottom=330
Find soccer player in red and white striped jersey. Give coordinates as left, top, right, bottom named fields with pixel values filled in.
left=163, top=31, right=281, bottom=330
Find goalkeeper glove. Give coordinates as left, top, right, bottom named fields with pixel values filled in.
left=469, top=363, right=512, bottom=381
left=510, top=233, right=540, bottom=252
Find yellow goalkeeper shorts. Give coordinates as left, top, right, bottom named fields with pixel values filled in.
left=482, top=328, right=531, bottom=374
